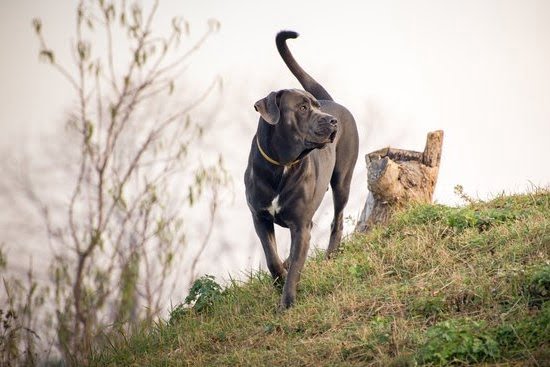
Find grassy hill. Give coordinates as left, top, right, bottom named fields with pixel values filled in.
left=92, top=190, right=549, bottom=366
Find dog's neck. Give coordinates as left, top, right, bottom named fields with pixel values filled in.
left=256, top=136, right=299, bottom=167
left=256, top=119, right=306, bottom=167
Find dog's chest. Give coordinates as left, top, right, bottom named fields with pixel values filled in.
left=267, top=195, right=282, bottom=217
left=264, top=193, right=293, bottom=227
left=267, top=166, right=291, bottom=216
left=247, top=158, right=326, bottom=226
left=263, top=168, right=295, bottom=223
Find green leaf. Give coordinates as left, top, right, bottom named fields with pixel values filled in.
left=184, top=275, right=223, bottom=313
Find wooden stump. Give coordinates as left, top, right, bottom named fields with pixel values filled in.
left=355, top=130, right=444, bottom=232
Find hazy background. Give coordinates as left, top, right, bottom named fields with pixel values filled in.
left=1, top=0, right=549, bottom=302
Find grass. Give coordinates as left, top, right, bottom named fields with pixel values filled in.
left=92, top=189, right=550, bottom=366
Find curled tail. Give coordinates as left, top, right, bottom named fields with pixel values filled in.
left=276, top=30, right=333, bottom=101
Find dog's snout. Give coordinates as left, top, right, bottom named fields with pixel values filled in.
left=320, top=116, right=337, bottom=126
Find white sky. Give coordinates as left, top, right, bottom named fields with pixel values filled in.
left=1, top=0, right=550, bottom=286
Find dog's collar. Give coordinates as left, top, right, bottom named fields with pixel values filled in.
left=256, top=136, right=300, bottom=167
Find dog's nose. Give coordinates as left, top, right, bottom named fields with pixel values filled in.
left=330, top=118, right=338, bottom=126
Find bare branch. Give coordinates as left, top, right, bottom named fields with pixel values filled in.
left=150, top=24, right=218, bottom=82
left=34, top=26, right=79, bottom=90
left=155, top=76, right=221, bottom=134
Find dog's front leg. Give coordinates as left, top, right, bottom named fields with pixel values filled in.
left=252, top=215, right=287, bottom=284
left=280, top=222, right=311, bottom=309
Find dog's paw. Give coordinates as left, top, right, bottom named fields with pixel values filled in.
left=279, top=293, right=295, bottom=310
left=325, top=247, right=342, bottom=260
left=277, top=302, right=292, bottom=313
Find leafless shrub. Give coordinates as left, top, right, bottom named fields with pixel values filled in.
left=7, top=0, right=228, bottom=364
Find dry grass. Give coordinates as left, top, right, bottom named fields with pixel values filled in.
left=92, top=189, right=549, bottom=366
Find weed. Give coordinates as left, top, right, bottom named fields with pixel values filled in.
left=348, top=262, right=372, bottom=280
left=169, top=275, right=223, bottom=320
left=417, top=319, right=500, bottom=365
left=409, top=296, right=446, bottom=319
left=395, top=201, right=520, bottom=233
left=523, top=264, right=550, bottom=308
left=495, top=303, right=550, bottom=359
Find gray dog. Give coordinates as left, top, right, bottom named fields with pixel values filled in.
left=244, top=31, right=359, bottom=309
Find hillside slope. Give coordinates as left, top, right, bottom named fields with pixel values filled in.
left=93, top=190, right=549, bottom=366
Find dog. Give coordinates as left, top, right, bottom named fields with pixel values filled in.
left=244, top=30, right=359, bottom=309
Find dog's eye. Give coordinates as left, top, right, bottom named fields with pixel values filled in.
left=299, top=105, right=308, bottom=112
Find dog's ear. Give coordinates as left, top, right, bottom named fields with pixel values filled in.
left=254, top=91, right=281, bottom=125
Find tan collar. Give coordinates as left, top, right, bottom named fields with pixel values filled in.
left=256, top=136, right=300, bottom=167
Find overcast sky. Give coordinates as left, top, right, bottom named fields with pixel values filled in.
left=1, top=0, right=549, bottom=285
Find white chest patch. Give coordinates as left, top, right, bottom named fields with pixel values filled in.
left=267, top=195, right=281, bottom=217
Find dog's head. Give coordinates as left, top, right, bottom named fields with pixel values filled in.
left=254, top=89, right=337, bottom=149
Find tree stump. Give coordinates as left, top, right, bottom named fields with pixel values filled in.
left=355, top=130, right=444, bottom=232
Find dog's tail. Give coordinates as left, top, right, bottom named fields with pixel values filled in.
left=276, top=30, right=333, bottom=101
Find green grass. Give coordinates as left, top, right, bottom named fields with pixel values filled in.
left=92, top=189, right=550, bottom=366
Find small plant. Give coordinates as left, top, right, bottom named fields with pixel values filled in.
left=446, top=208, right=517, bottom=231
left=395, top=204, right=450, bottom=227
left=409, top=296, right=446, bottom=319
left=495, top=303, right=550, bottom=357
left=0, top=247, right=44, bottom=367
left=417, top=319, right=500, bottom=365
left=167, top=303, right=188, bottom=325
left=0, top=308, right=19, bottom=365
left=368, top=315, right=392, bottom=344
left=395, top=203, right=519, bottom=232
left=348, top=262, right=372, bottom=280
left=168, top=275, right=223, bottom=323
left=454, top=185, right=477, bottom=205
left=523, top=265, right=550, bottom=308
left=184, top=275, right=223, bottom=313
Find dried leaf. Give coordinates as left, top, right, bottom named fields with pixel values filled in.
left=207, top=19, right=221, bottom=32
left=32, top=18, right=42, bottom=34
left=39, top=49, right=55, bottom=63
left=168, top=81, right=174, bottom=95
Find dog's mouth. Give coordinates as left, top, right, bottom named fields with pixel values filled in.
left=306, top=121, right=338, bottom=148
left=312, top=125, right=337, bottom=144
left=305, top=139, right=326, bottom=150
left=328, top=130, right=337, bottom=143
left=320, top=129, right=337, bottom=144
left=305, top=132, right=336, bottom=149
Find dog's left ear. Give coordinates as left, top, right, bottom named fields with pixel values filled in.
left=254, top=91, right=281, bottom=125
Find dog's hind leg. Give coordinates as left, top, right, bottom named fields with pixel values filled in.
left=326, top=113, right=359, bottom=259
left=326, top=169, right=354, bottom=259
left=252, top=215, right=287, bottom=284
